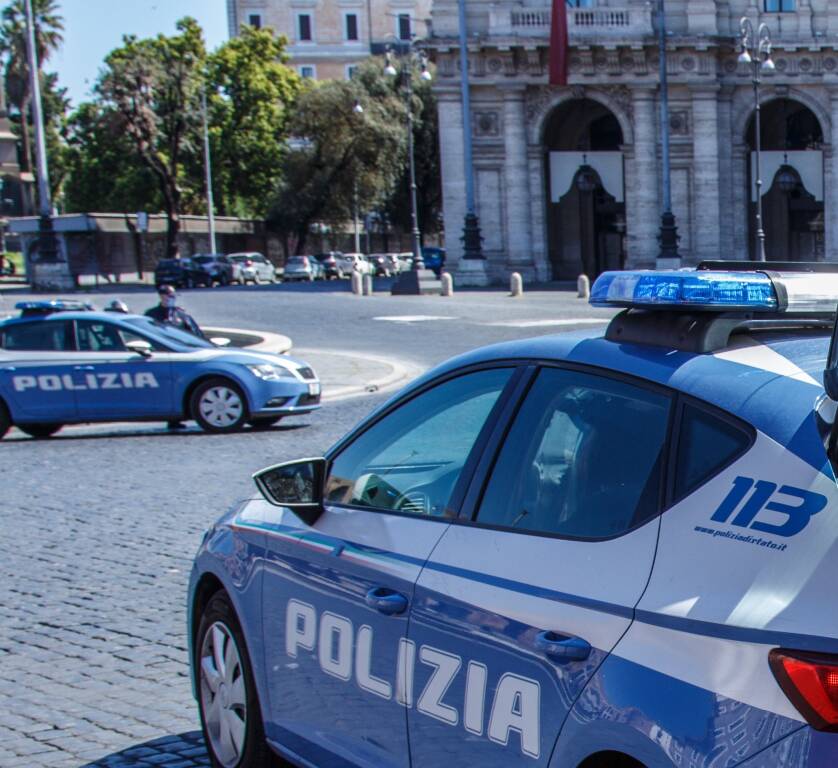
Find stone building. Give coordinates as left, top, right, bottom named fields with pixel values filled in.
left=226, top=0, right=433, bottom=80
left=429, top=0, right=838, bottom=283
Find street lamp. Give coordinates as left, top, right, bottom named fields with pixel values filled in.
left=739, top=17, right=775, bottom=262
left=657, top=0, right=679, bottom=264
left=385, top=43, right=440, bottom=295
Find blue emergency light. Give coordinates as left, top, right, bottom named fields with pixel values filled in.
left=15, top=299, right=94, bottom=316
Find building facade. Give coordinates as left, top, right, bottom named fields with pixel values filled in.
left=429, top=0, right=838, bottom=283
left=226, top=0, right=433, bottom=80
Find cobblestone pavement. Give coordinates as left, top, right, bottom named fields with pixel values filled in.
left=0, top=284, right=611, bottom=766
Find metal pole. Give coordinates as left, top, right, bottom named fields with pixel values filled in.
left=405, top=62, right=424, bottom=269
left=457, top=0, right=483, bottom=259
left=753, top=59, right=766, bottom=262
left=656, top=0, right=679, bottom=262
left=201, top=89, right=217, bottom=254
left=353, top=178, right=361, bottom=252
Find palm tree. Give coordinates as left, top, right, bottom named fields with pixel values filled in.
left=0, top=0, right=64, bottom=178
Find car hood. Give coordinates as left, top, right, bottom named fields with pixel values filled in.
left=183, top=346, right=314, bottom=374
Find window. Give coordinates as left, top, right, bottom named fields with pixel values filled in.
left=76, top=319, right=159, bottom=352
left=345, top=13, right=358, bottom=41
left=566, top=0, right=594, bottom=7
left=1, top=320, right=71, bottom=351
left=764, top=0, right=795, bottom=11
left=475, top=368, right=671, bottom=540
left=248, top=13, right=262, bottom=28
left=298, top=65, right=316, bottom=79
left=674, top=403, right=752, bottom=501
left=397, top=13, right=411, bottom=41
left=297, top=13, right=312, bottom=41
left=325, top=368, right=513, bottom=517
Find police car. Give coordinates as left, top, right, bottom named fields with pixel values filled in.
left=189, top=263, right=838, bottom=768
left=0, top=300, right=320, bottom=438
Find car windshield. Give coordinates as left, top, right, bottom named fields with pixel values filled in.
left=288, top=257, right=306, bottom=265
left=157, top=259, right=181, bottom=268
left=193, top=256, right=213, bottom=264
left=124, top=317, right=214, bottom=349
left=228, top=255, right=248, bottom=262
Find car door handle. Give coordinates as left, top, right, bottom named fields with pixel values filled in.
left=534, top=630, right=592, bottom=661
left=73, top=365, right=95, bottom=371
left=365, top=587, right=408, bottom=616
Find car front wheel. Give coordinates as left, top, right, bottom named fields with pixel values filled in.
left=18, top=423, right=63, bottom=438
left=191, top=378, right=248, bottom=433
left=197, top=592, right=283, bottom=768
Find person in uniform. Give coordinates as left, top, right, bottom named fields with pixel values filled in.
left=145, top=284, right=204, bottom=338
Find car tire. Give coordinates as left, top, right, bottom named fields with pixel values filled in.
left=307, top=274, right=314, bottom=282
left=191, top=378, right=248, bottom=433
left=247, top=417, right=282, bottom=430
left=196, top=592, right=287, bottom=768
left=253, top=274, right=261, bottom=285
left=18, top=423, right=62, bottom=439
left=0, top=400, right=10, bottom=439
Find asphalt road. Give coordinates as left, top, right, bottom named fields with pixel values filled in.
left=0, top=279, right=615, bottom=767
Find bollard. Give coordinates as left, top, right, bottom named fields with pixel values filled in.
left=351, top=270, right=363, bottom=295
left=510, top=272, right=523, bottom=297
left=441, top=272, right=453, bottom=297
left=577, top=274, right=590, bottom=299
left=362, top=273, right=373, bottom=296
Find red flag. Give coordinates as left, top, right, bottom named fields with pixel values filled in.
left=549, top=0, right=569, bottom=86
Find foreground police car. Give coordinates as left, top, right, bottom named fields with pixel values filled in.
left=0, top=301, right=320, bottom=437
left=189, top=263, right=838, bottom=768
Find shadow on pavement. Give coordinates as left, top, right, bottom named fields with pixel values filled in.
left=81, top=730, right=209, bottom=767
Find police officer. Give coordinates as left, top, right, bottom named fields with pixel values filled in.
left=145, top=284, right=204, bottom=338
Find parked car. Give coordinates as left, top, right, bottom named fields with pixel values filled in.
left=369, top=253, right=403, bottom=277
left=153, top=257, right=210, bottom=289
left=283, top=255, right=324, bottom=282
left=312, top=252, right=345, bottom=279
left=338, top=252, right=372, bottom=275
left=192, top=254, right=235, bottom=286
left=422, top=246, right=447, bottom=277
left=228, top=252, right=276, bottom=284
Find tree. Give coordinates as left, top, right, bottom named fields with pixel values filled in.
left=0, top=0, right=63, bottom=207
left=97, top=17, right=205, bottom=257
left=205, top=25, right=300, bottom=218
left=269, top=62, right=407, bottom=255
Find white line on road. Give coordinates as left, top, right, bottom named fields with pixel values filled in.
left=372, top=315, right=457, bottom=323
left=484, top=318, right=610, bottom=328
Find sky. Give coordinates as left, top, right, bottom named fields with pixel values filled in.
left=51, top=0, right=229, bottom=107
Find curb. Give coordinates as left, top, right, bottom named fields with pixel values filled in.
left=203, top=326, right=293, bottom=355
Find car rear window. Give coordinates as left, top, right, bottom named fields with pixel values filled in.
left=674, top=403, right=752, bottom=501
left=2, top=320, right=72, bottom=351
left=194, top=256, right=213, bottom=264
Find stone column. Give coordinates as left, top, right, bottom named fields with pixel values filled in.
left=691, top=86, right=721, bottom=262
left=625, top=87, right=659, bottom=268
left=732, top=142, right=749, bottom=259
left=717, top=87, right=736, bottom=257
left=528, top=144, right=550, bottom=282
left=436, top=89, right=467, bottom=273
left=501, top=86, right=534, bottom=280
left=826, top=88, right=838, bottom=262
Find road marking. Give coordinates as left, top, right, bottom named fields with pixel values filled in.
left=372, top=315, right=456, bottom=323
left=484, top=318, right=609, bottom=328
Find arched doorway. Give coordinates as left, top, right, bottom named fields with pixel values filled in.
left=746, top=99, right=825, bottom=261
left=544, top=99, right=625, bottom=280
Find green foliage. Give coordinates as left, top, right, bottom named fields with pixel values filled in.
left=205, top=25, right=301, bottom=218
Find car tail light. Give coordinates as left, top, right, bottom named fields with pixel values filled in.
left=245, top=259, right=253, bottom=267
left=769, top=648, right=838, bottom=731
left=302, top=257, right=309, bottom=267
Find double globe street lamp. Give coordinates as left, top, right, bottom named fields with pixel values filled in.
left=739, top=17, right=775, bottom=262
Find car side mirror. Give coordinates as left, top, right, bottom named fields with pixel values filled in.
left=253, top=458, right=326, bottom=526
left=126, top=339, right=153, bottom=358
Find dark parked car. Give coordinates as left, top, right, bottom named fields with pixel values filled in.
left=422, top=246, right=446, bottom=277
left=312, top=252, right=345, bottom=279
left=193, top=254, right=234, bottom=286
left=153, top=258, right=210, bottom=289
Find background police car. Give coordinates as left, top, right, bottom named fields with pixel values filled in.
left=189, top=266, right=838, bottom=768
left=0, top=303, right=320, bottom=437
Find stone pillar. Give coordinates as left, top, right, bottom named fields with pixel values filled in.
left=625, top=88, right=659, bottom=268
left=691, top=86, right=721, bottom=262
left=528, top=144, right=551, bottom=282
left=437, top=89, right=467, bottom=273
left=826, top=89, right=838, bottom=262
left=717, top=87, right=736, bottom=258
left=732, top=142, right=749, bottom=259
left=501, top=86, right=534, bottom=280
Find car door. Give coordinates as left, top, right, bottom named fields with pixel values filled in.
left=260, top=366, right=518, bottom=768
left=406, top=365, right=673, bottom=767
left=0, top=319, right=78, bottom=422
left=72, top=318, right=174, bottom=419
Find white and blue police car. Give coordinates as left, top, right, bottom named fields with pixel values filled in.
left=189, top=262, right=838, bottom=768
left=0, top=300, right=320, bottom=437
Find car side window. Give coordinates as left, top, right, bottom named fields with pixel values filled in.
left=325, top=368, right=513, bottom=518
left=475, top=367, right=671, bottom=540
left=674, top=402, right=751, bottom=501
left=2, top=320, right=71, bottom=351
left=77, top=320, right=128, bottom=351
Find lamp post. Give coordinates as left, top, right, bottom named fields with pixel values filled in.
left=385, top=44, right=441, bottom=294
left=201, top=88, right=217, bottom=254
left=739, top=17, right=775, bottom=262
left=656, top=0, right=679, bottom=264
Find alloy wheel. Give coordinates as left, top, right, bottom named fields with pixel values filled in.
left=198, top=386, right=244, bottom=428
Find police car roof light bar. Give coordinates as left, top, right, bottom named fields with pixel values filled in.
left=15, top=299, right=94, bottom=316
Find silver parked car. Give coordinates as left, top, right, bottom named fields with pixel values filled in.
left=337, top=252, right=372, bottom=275
left=283, top=255, right=324, bottom=282
left=228, top=252, right=276, bottom=284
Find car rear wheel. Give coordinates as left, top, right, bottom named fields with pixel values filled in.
left=18, top=423, right=63, bottom=439
left=247, top=417, right=282, bottom=430
left=191, top=379, right=248, bottom=433
left=197, top=592, right=285, bottom=768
